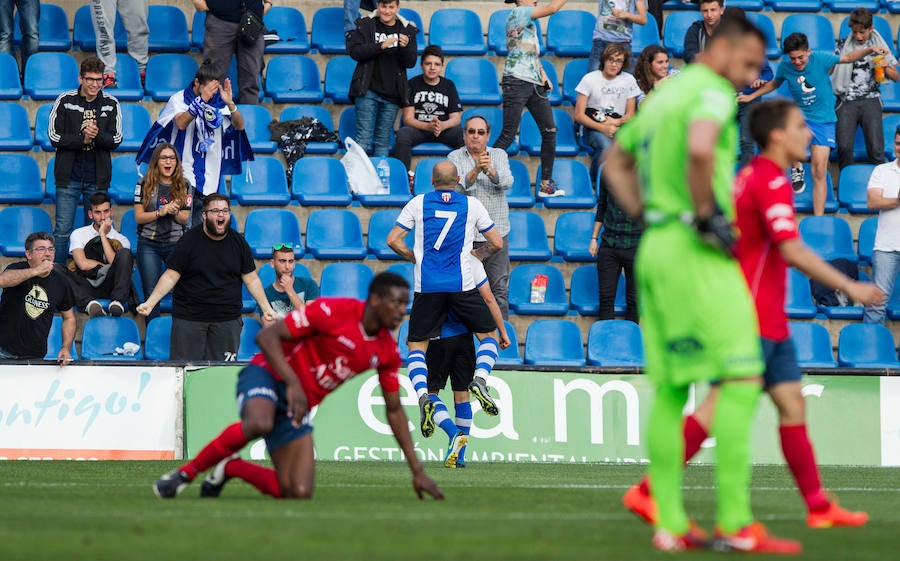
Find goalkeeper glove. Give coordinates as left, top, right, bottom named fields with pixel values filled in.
left=694, top=201, right=737, bottom=255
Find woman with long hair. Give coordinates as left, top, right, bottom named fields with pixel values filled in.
left=133, top=142, right=193, bottom=320
left=633, top=44, right=678, bottom=105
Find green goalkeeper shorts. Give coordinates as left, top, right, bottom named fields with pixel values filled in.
left=637, top=222, right=763, bottom=388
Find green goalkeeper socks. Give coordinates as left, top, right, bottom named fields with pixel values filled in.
left=647, top=384, right=690, bottom=534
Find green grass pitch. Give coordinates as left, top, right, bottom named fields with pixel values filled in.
left=0, top=461, right=895, bottom=560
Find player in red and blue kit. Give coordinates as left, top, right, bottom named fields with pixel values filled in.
left=154, top=272, right=444, bottom=501
left=624, top=100, right=883, bottom=545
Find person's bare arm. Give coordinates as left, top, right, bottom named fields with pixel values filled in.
left=58, top=308, right=76, bottom=365
left=867, top=187, right=900, bottom=211
left=192, top=0, right=208, bottom=11
left=443, top=111, right=462, bottom=129
left=402, top=105, right=432, bottom=133
left=838, top=46, right=885, bottom=65
left=387, top=225, right=416, bottom=262
left=243, top=270, right=276, bottom=322
left=779, top=238, right=884, bottom=306
left=136, top=269, right=181, bottom=314
left=220, top=79, right=244, bottom=130
left=737, top=78, right=779, bottom=103
left=383, top=389, right=444, bottom=500
left=0, top=261, right=52, bottom=288
left=477, top=282, right=510, bottom=349
left=72, top=248, right=103, bottom=272
left=613, top=0, right=647, bottom=25
left=603, top=142, right=643, bottom=217
left=472, top=227, right=503, bottom=261
left=532, top=0, right=569, bottom=19
left=574, top=94, right=617, bottom=135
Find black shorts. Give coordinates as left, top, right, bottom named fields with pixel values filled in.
left=426, top=333, right=476, bottom=393
left=407, top=290, right=495, bottom=342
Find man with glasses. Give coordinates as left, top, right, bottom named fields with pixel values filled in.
left=48, top=56, right=123, bottom=263
left=0, top=232, right=76, bottom=363
left=448, top=116, right=514, bottom=319
left=137, top=194, right=276, bottom=361
left=258, top=242, right=319, bottom=327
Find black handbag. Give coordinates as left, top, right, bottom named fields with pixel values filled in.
left=239, top=2, right=265, bottom=45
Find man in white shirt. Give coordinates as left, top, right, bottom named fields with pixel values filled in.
left=864, top=128, right=900, bottom=323
left=67, top=191, right=133, bottom=317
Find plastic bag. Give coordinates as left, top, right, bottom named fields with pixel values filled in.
left=341, top=137, right=381, bottom=195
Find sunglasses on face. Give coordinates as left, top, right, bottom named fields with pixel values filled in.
left=467, top=128, right=487, bottom=136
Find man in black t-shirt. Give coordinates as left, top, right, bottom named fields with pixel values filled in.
left=395, top=45, right=465, bottom=183
left=136, top=194, right=276, bottom=361
left=0, top=232, right=75, bottom=363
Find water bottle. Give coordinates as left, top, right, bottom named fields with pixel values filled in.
left=376, top=157, right=391, bottom=195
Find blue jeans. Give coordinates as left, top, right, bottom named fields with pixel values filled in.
left=588, top=39, right=612, bottom=74
left=53, top=181, right=98, bottom=263
left=586, top=129, right=614, bottom=184
left=354, top=89, right=399, bottom=157
left=343, top=0, right=374, bottom=33
left=864, top=249, right=900, bottom=323
left=737, top=98, right=760, bottom=167
left=0, top=0, right=39, bottom=72
left=137, top=237, right=177, bottom=320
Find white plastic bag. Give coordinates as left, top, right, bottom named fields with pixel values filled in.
left=341, top=137, right=381, bottom=195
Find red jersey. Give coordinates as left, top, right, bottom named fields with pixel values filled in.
left=733, top=156, right=799, bottom=342
left=250, top=298, right=401, bottom=407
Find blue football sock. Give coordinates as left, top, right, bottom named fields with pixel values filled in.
left=474, top=337, right=499, bottom=381
left=429, top=393, right=458, bottom=439
left=455, top=401, right=472, bottom=463
left=407, top=350, right=428, bottom=399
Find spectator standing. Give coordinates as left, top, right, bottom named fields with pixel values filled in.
left=0, top=0, right=38, bottom=77
left=258, top=243, right=319, bottom=327
left=49, top=56, right=123, bottom=264
left=134, top=142, right=193, bottom=321
left=193, top=0, right=271, bottom=104
left=395, top=45, right=464, bottom=185
left=448, top=116, right=514, bottom=319
left=864, top=128, right=900, bottom=324
left=683, top=0, right=723, bottom=63
left=344, top=0, right=376, bottom=37
left=0, top=232, right=75, bottom=364
left=137, top=194, right=275, bottom=362
left=494, top=0, right=568, bottom=197
left=347, top=0, right=418, bottom=156
left=738, top=63, right=774, bottom=166
left=589, top=0, right=647, bottom=72
left=574, top=43, right=640, bottom=181
left=89, top=0, right=149, bottom=88
left=832, top=8, right=898, bottom=170
left=135, top=64, right=251, bottom=229
left=66, top=191, right=134, bottom=318
left=633, top=45, right=678, bottom=106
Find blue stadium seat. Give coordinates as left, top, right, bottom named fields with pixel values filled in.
left=837, top=323, right=900, bottom=368
left=587, top=320, right=645, bottom=367
left=745, top=12, right=780, bottom=59
left=386, top=261, right=414, bottom=313
left=837, top=164, right=876, bottom=214
left=508, top=264, right=569, bottom=315
left=144, top=54, right=197, bottom=101
left=23, top=52, right=78, bottom=100
left=524, top=319, right=586, bottom=366
left=367, top=209, right=412, bottom=259
left=305, top=209, right=367, bottom=259
left=661, top=1, right=698, bottom=11
left=143, top=316, right=172, bottom=360
left=117, top=103, right=152, bottom=152
left=662, top=12, right=701, bottom=59
left=445, top=58, right=501, bottom=105
left=554, top=211, right=595, bottom=262
left=191, top=11, right=205, bottom=51
left=878, top=79, right=900, bottom=113
left=80, top=317, right=142, bottom=361
left=320, top=262, right=374, bottom=299
left=769, top=0, right=823, bottom=12
left=231, top=156, right=291, bottom=205
left=858, top=216, right=877, bottom=265
left=311, top=7, right=346, bottom=54
left=507, top=159, right=534, bottom=208
left=413, top=157, right=442, bottom=196
left=789, top=322, right=836, bottom=368
left=338, top=106, right=396, bottom=153
left=493, top=321, right=524, bottom=366
left=541, top=59, right=563, bottom=106
left=780, top=15, right=834, bottom=54
left=147, top=5, right=190, bottom=52
left=632, top=14, right=661, bottom=56
left=33, top=103, right=53, bottom=151
left=489, top=9, right=543, bottom=55
left=536, top=160, right=596, bottom=208
left=429, top=9, right=486, bottom=55
left=883, top=114, right=900, bottom=161
left=461, top=107, right=518, bottom=154
left=838, top=16, right=894, bottom=53
left=521, top=109, right=579, bottom=156
left=264, top=55, right=323, bottom=103
left=238, top=318, right=263, bottom=361
left=799, top=216, right=858, bottom=263
left=562, top=58, right=589, bottom=105
left=725, top=0, right=765, bottom=9
left=16, top=4, right=70, bottom=51
left=785, top=268, right=818, bottom=319
left=236, top=104, right=276, bottom=154
left=398, top=8, right=426, bottom=54
left=0, top=207, right=52, bottom=256
left=324, top=56, right=354, bottom=103
left=396, top=320, right=410, bottom=362
left=243, top=208, right=303, bottom=258
left=357, top=157, right=411, bottom=207
left=263, top=6, right=310, bottom=54
left=508, top=211, right=552, bottom=261
left=792, top=163, right=839, bottom=213
left=118, top=208, right=138, bottom=255
left=108, top=54, right=144, bottom=101
left=0, top=53, right=22, bottom=99
left=278, top=105, right=339, bottom=154
left=73, top=5, right=126, bottom=51
left=546, top=10, right=594, bottom=57
left=0, top=103, right=32, bottom=150
left=291, top=156, right=352, bottom=206
left=45, top=315, right=76, bottom=360
left=826, top=0, right=880, bottom=13
left=109, top=155, right=140, bottom=205
left=569, top=266, right=627, bottom=316
left=0, top=154, right=43, bottom=203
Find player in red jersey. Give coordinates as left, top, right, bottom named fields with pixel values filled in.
left=154, top=272, right=444, bottom=501
left=623, top=99, right=883, bottom=547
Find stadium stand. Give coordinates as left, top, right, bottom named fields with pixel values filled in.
left=837, top=164, right=876, bottom=214
left=837, top=323, right=900, bottom=368
left=413, top=157, right=442, bottom=195
left=231, top=156, right=292, bottom=206
left=587, top=320, right=645, bottom=367
left=536, top=160, right=596, bottom=208
left=799, top=216, right=859, bottom=263
left=520, top=109, right=579, bottom=156
left=662, top=12, right=700, bottom=59
left=507, top=211, right=553, bottom=262
left=147, top=5, right=191, bottom=53
left=508, top=264, right=570, bottom=315
left=398, top=8, right=426, bottom=54
left=109, top=155, right=141, bottom=205
left=237, top=318, right=263, bottom=361
left=793, top=163, right=840, bottom=213
left=33, top=103, right=53, bottom=151
left=554, top=211, right=596, bottom=262
left=80, top=317, right=142, bottom=361
left=540, top=59, right=563, bottom=106
left=20, top=3, right=70, bottom=52
left=745, top=12, right=780, bottom=59
left=263, top=6, right=310, bottom=54
left=243, top=208, right=304, bottom=259
left=367, top=209, right=409, bottom=259
left=72, top=5, right=126, bottom=51
left=524, top=319, right=586, bottom=366
left=45, top=315, right=76, bottom=360
left=495, top=321, right=524, bottom=365
left=238, top=104, right=277, bottom=154
left=562, top=58, right=589, bottom=105
left=311, top=7, right=347, bottom=54
left=291, top=156, right=352, bottom=206
left=143, top=316, right=172, bottom=361
left=108, top=54, right=144, bottom=102
left=264, top=55, right=323, bottom=103
left=319, top=262, right=374, bottom=300
left=324, top=56, right=354, bottom=104
left=632, top=15, right=661, bottom=56
left=191, top=11, right=205, bottom=51
left=857, top=216, right=877, bottom=265
left=0, top=207, right=52, bottom=256
left=768, top=0, right=823, bottom=13
left=0, top=154, right=43, bottom=203
left=780, top=14, right=835, bottom=54
left=506, top=159, right=535, bottom=208
left=278, top=105, right=339, bottom=154
left=785, top=268, right=819, bottom=319
left=144, top=54, right=197, bottom=101
left=0, top=103, right=33, bottom=150
left=428, top=9, right=487, bottom=55
left=789, top=321, right=837, bottom=368
left=117, top=103, right=152, bottom=152
left=356, top=157, right=411, bottom=207
left=0, top=53, right=22, bottom=100
left=445, top=58, right=502, bottom=105
left=305, top=209, right=368, bottom=260
left=118, top=209, right=138, bottom=255
left=23, top=52, right=78, bottom=100
left=545, top=10, right=593, bottom=57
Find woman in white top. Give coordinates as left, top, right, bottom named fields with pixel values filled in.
left=633, top=44, right=679, bottom=106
